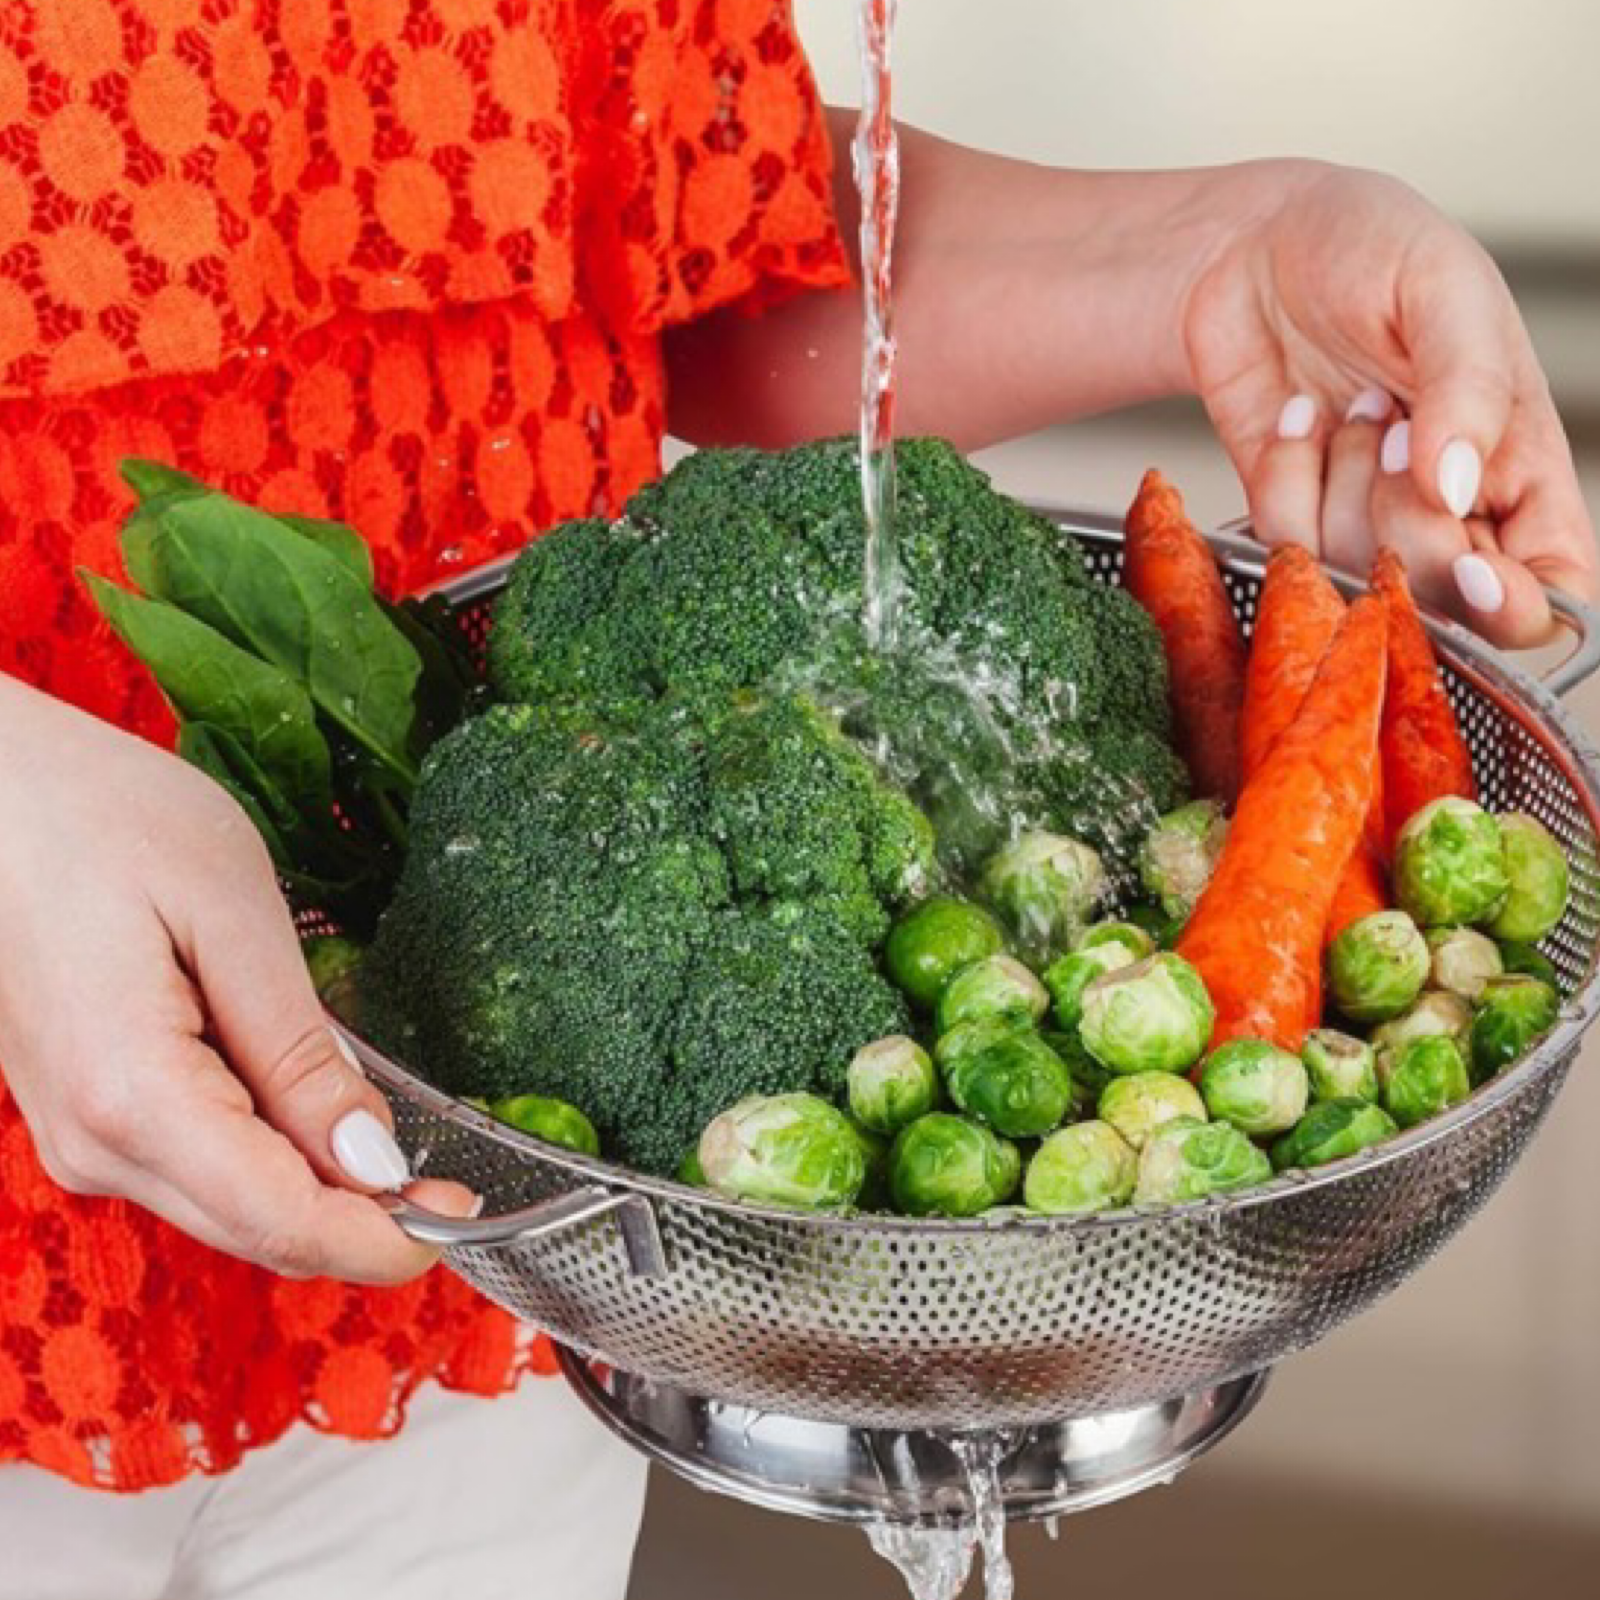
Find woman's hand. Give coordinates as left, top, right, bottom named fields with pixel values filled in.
left=1185, top=160, right=1597, bottom=646
left=0, top=675, right=475, bottom=1283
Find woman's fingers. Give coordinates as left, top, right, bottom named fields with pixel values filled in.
left=1319, top=392, right=1392, bottom=572
left=1245, top=394, right=1326, bottom=551
left=1397, top=241, right=1519, bottom=519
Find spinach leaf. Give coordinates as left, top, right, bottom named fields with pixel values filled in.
left=277, top=514, right=377, bottom=590
left=129, top=492, right=424, bottom=792
left=121, top=459, right=206, bottom=503
left=83, top=571, right=334, bottom=809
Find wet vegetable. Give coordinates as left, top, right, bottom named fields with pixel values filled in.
left=978, top=831, right=1107, bottom=966
left=1134, top=1118, right=1273, bottom=1205
left=1137, top=800, right=1229, bottom=923
left=1024, top=1122, right=1138, bottom=1214
left=1469, top=974, right=1559, bottom=1084
left=1043, top=942, right=1140, bottom=1033
left=847, top=1036, right=940, bottom=1135
left=1199, top=1040, right=1310, bottom=1136
left=889, top=1113, right=1021, bottom=1217
left=1301, top=1029, right=1380, bottom=1104
left=1327, top=911, right=1430, bottom=1024
left=1485, top=815, right=1570, bottom=944
left=885, top=896, right=1006, bottom=1012
left=944, top=1028, right=1075, bottom=1139
left=1497, top=941, right=1559, bottom=988
left=1425, top=926, right=1504, bottom=1002
left=935, top=954, right=1050, bottom=1033
left=1098, top=1071, right=1208, bottom=1152
left=1380, top=1037, right=1472, bottom=1130
left=490, top=1093, right=602, bottom=1157
left=699, top=1093, right=866, bottom=1209
left=1271, top=1099, right=1397, bottom=1171
left=1370, top=991, right=1473, bottom=1076
left=1393, top=797, right=1509, bottom=928
left=1078, top=953, right=1215, bottom=1076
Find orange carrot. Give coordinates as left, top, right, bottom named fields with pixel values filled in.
left=1325, top=843, right=1390, bottom=943
left=1371, top=550, right=1476, bottom=849
left=1240, top=547, right=1346, bottom=781
left=1124, top=469, right=1247, bottom=805
left=1178, top=598, right=1387, bottom=1051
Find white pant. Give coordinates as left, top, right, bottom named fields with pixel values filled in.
left=0, top=1377, right=648, bottom=1600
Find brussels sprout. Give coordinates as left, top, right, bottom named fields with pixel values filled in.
left=1079, top=954, right=1215, bottom=1076
left=1468, top=974, right=1559, bottom=1084
left=490, top=1093, right=602, bottom=1157
left=847, top=1035, right=939, bottom=1135
left=1370, top=991, right=1474, bottom=1077
left=1485, top=815, right=1571, bottom=944
left=303, top=933, right=365, bottom=1025
left=676, top=1148, right=707, bottom=1186
left=936, top=954, right=1050, bottom=1034
left=1393, top=797, right=1509, bottom=928
left=1124, top=900, right=1185, bottom=948
left=935, top=1013, right=1031, bottom=1075
left=1271, top=1099, right=1398, bottom=1171
left=1077, top=921, right=1158, bottom=961
left=1497, top=941, right=1559, bottom=988
left=1043, top=1028, right=1112, bottom=1117
left=1133, top=1118, right=1273, bottom=1206
left=885, top=896, right=1006, bottom=1012
left=1199, top=1040, right=1310, bottom=1136
left=1381, top=1036, right=1471, bottom=1130
left=1327, top=911, right=1430, bottom=1023
left=1043, top=945, right=1134, bottom=1032
left=1301, top=1029, right=1380, bottom=1104
left=889, top=1113, right=1021, bottom=1217
left=1425, top=926, right=1504, bottom=1001
left=978, top=831, right=1107, bottom=965
left=699, top=1093, right=866, bottom=1209
left=1138, top=800, right=1229, bottom=922
left=1098, top=1071, right=1208, bottom=1151
left=1024, top=1122, right=1138, bottom=1214
left=944, top=1028, right=1074, bottom=1138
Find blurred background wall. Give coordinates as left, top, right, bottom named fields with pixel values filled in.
left=634, top=4, right=1600, bottom=1593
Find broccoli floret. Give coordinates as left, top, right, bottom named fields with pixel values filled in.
left=361, top=693, right=921, bottom=1174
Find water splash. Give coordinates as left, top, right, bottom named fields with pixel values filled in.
left=854, top=0, right=903, bottom=651
left=950, top=1435, right=1016, bottom=1600
left=865, top=1523, right=975, bottom=1600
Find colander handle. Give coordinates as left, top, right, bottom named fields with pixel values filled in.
left=379, top=1188, right=667, bottom=1278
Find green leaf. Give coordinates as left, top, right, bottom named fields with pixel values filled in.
left=277, top=514, right=377, bottom=590
left=179, top=722, right=293, bottom=863
left=380, top=594, right=476, bottom=751
left=83, top=570, right=334, bottom=808
left=126, top=491, right=424, bottom=791
left=120, top=458, right=206, bottom=504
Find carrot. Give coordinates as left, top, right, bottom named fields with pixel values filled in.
left=1177, top=597, right=1388, bottom=1051
left=1325, top=843, right=1390, bottom=943
left=1371, top=550, right=1476, bottom=849
left=1124, top=469, right=1247, bottom=804
left=1240, top=547, right=1346, bottom=781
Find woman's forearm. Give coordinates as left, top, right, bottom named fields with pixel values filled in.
left=665, top=113, right=1295, bottom=450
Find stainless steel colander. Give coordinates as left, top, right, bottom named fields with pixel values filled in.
left=315, top=507, right=1600, bottom=1434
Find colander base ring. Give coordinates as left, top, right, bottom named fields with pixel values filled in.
left=557, top=1346, right=1270, bottom=1527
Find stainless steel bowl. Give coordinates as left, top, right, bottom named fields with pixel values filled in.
left=318, top=508, right=1600, bottom=1436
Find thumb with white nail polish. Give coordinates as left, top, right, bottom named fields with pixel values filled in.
left=331, top=1108, right=412, bottom=1190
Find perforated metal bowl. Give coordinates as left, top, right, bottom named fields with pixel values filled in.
left=322, top=509, right=1600, bottom=1434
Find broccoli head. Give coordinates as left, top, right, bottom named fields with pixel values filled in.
left=360, top=693, right=919, bottom=1173
left=487, top=438, right=1185, bottom=876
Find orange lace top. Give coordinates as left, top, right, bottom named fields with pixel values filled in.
left=0, top=0, right=847, bottom=1490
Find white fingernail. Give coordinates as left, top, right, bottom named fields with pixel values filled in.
left=466, top=1194, right=486, bottom=1220
left=331, top=1109, right=410, bottom=1190
left=1380, top=419, right=1411, bottom=475
left=1276, top=394, right=1317, bottom=440
left=1438, top=437, right=1482, bottom=519
left=1345, top=386, right=1392, bottom=424
left=1454, top=553, right=1505, bottom=615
